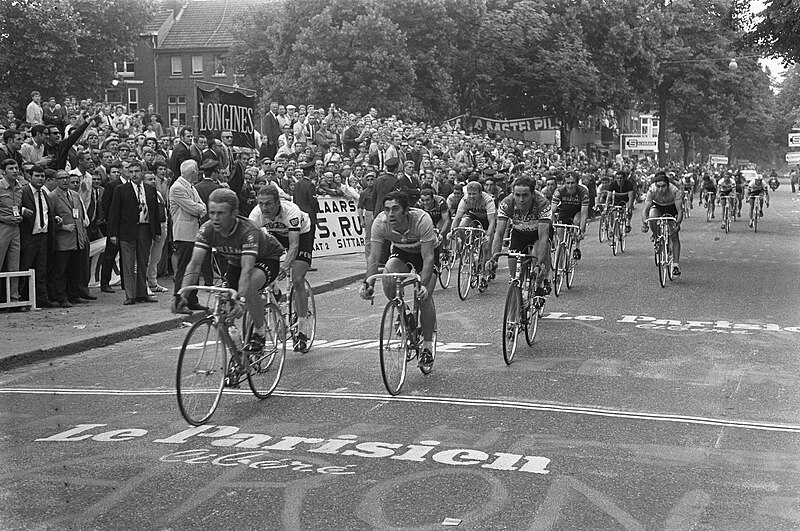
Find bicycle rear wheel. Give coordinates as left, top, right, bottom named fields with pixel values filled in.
left=288, top=278, right=316, bottom=349
left=247, top=303, right=287, bottom=399
left=176, top=317, right=227, bottom=426
left=566, top=242, right=575, bottom=289
left=457, top=245, right=473, bottom=300
left=553, top=245, right=565, bottom=297
left=379, top=300, right=408, bottom=395
left=502, top=285, right=522, bottom=365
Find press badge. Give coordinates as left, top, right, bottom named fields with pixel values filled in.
left=72, top=207, right=80, bottom=219
left=12, top=205, right=20, bottom=217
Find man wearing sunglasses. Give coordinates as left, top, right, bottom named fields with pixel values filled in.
left=43, top=111, right=101, bottom=170
left=642, top=171, right=683, bottom=277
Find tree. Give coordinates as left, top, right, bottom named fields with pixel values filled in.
left=751, top=0, right=800, bottom=65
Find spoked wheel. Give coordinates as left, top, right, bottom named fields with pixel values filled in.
left=611, top=220, right=618, bottom=256
left=598, top=214, right=607, bottom=242
left=553, top=245, right=565, bottom=297
left=438, top=247, right=452, bottom=289
left=176, top=317, right=227, bottom=426
left=753, top=208, right=759, bottom=233
left=619, top=222, right=627, bottom=252
left=706, top=202, right=712, bottom=222
left=419, top=330, right=436, bottom=375
left=502, top=286, right=522, bottom=365
left=657, top=239, right=668, bottom=288
left=524, top=275, right=538, bottom=346
left=379, top=300, right=408, bottom=395
left=666, top=240, right=674, bottom=282
left=288, top=279, right=316, bottom=350
left=566, top=248, right=576, bottom=289
left=470, top=247, right=483, bottom=288
left=247, top=303, right=287, bottom=398
left=457, top=245, right=473, bottom=300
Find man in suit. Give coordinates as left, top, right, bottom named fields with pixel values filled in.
left=18, top=165, right=58, bottom=307
left=262, top=101, right=281, bottom=160
left=169, top=126, right=194, bottom=179
left=396, top=160, right=421, bottom=205
left=166, top=119, right=181, bottom=139
left=107, top=160, right=160, bottom=305
left=99, top=162, right=124, bottom=292
left=168, top=159, right=207, bottom=314
left=50, top=170, right=91, bottom=307
left=293, top=168, right=319, bottom=233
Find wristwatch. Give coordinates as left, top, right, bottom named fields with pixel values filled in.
left=237, top=296, right=247, bottom=304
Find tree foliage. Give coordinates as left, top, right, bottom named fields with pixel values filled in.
left=752, top=0, right=800, bottom=65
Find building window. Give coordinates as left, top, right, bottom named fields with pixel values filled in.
left=213, top=55, right=226, bottom=76
left=128, top=88, right=139, bottom=113
left=168, top=95, right=187, bottom=126
left=105, top=89, right=122, bottom=104
left=117, top=60, right=135, bottom=77
left=171, top=56, right=183, bottom=76
left=192, top=56, right=203, bottom=75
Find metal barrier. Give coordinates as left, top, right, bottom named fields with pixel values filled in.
left=0, top=269, right=36, bottom=310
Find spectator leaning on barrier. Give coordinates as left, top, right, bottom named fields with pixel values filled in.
left=0, top=158, right=24, bottom=307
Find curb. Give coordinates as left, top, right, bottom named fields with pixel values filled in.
left=0, top=273, right=364, bottom=372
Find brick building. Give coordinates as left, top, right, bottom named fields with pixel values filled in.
left=106, top=0, right=261, bottom=129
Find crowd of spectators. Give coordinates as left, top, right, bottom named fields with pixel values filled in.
left=1, top=87, right=676, bottom=313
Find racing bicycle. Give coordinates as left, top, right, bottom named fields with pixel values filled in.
left=551, top=223, right=581, bottom=297
left=681, top=190, right=691, bottom=219
left=364, top=271, right=436, bottom=395
left=720, top=194, right=736, bottom=233
left=644, top=216, right=676, bottom=288
left=175, top=285, right=287, bottom=425
left=607, top=202, right=628, bottom=256
left=493, top=250, right=546, bottom=365
left=437, top=233, right=457, bottom=289
left=453, top=225, right=487, bottom=300
left=749, top=194, right=767, bottom=233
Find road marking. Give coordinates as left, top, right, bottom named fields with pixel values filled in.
left=2, top=387, right=800, bottom=434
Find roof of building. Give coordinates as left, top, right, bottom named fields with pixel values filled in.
left=142, top=8, right=174, bottom=35
left=160, top=0, right=265, bottom=50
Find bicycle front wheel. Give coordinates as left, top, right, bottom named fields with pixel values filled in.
left=658, top=239, right=668, bottom=288
left=288, top=278, right=316, bottom=348
left=524, top=275, right=538, bottom=346
left=379, top=300, right=408, bottom=395
left=457, top=245, right=473, bottom=300
left=438, top=248, right=452, bottom=289
left=502, top=285, right=522, bottom=365
left=247, top=303, right=287, bottom=399
left=598, top=214, right=606, bottom=242
left=176, top=317, right=227, bottom=426
left=611, top=219, right=618, bottom=256
left=553, top=245, right=565, bottom=297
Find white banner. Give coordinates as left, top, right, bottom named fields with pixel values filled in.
left=708, top=155, right=728, bottom=165
left=786, top=152, right=800, bottom=164
left=789, top=133, right=800, bottom=148
left=314, top=197, right=366, bottom=257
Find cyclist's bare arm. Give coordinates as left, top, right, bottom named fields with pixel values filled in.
left=534, top=221, right=550, bottom=265
left=491, top=218, right=509, bottom=259
left=419, top=240, right=436, bottom=289
left=364, top=236, right=387, bottom=288
left=282, top=231, right=301, bottom=275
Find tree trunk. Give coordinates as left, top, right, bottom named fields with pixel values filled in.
left=657, top=88, right=668, bottom=167
left=681, top=132, right=691, bottom=167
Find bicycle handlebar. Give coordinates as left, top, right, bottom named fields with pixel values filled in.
left=645, top=216, right=677, bottom=223
left=492, top=251, right=536, bottom=261
left=452, top=226, right=485, bottom=235
left=178, top=285, right=238, bottom=298
left=552, top=223, right=581, bottom=231
left=366, top=272, right=421, bottom=286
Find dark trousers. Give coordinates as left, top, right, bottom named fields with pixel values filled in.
left=18, top=233, right=50, bottom=305
left=101, top=237, right=121, bottom=288
left=78, top=243, right=91, bottom=298
left=119, top=225, right=152, bottom=300
left=52, top=249, right=81, bottom=303
left=172, top=240, right=198, bottom=305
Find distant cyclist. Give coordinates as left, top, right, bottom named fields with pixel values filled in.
left=641, top=171, right=683, bottom=277
left=550, top=172, right=588, bottom=260
left=604, top=170, right=635, bottom=233
left=700, top=172, right=717, bottom=218
left=716, top=172, right=738, bottom=227
left=745, top=173, right=770, bottom=228
left=452, top=180, right=497, bottom=291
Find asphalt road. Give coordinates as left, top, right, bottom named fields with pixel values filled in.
left=2, top=190, right=799, bottom=530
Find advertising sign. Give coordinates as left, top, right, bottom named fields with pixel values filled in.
left=621, top=135, right=658, bottom=151
left=441, top=114, right=560, bottom=134
left=789, top=133, right=800, bottom=148
left=786, top=152, right=800, bottom=164
left=314, top=197, right=365, bottom=257
left=708, top=155, right=729, bottom=165
left=196, top=86, right=256, bottom=148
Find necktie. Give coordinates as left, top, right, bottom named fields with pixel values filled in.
left=138, top=184, right=148, bottom=223
left=88, top=189, right=97, bottom=222
left=379, top=150, right=385, bottom=170
left=37, top=189, right=45, bottom=232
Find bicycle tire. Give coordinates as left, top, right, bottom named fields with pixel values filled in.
left=619, top=221, right=626, bottom=252
left=598, top=213, right=606, bottom=242
left=247, top=303, right=287, bottom=399
left=553, top=245, right=565, bottom=297
left=654, top=238, right=665, bottom=288
left=524, top=272, right=538, bottom=346
left=288, top=278, right=316, bottom=348
left=438, top=248, right=452, bottom=289
left=379, top=300, right=408, bottom=395
left=566, top=247, right=576, bottom=289
left=706, top=201, right=712, bottom=222
left=753, top=206, right=758, bottom=233
left=176, top=317, right=227, bottom=426
left=611, top=218, right=618, bottom=256
left=471, top=245, right=483, bottom=289
left=419, top=329, right=436, bottom=375
left=502, top=285, right=522, bottom=365
left=457, top=244, right=472, bottom=300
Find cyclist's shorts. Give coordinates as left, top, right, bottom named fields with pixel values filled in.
left=226, top=259, right=280, bottom=291
left=274, top=231, right=315, bottom=266
left=390, top=247, right=440, bottom=277
left=749, top=190, right=766, bottom=197
left=651, top=204, right=679, bottom=218
left=463, top=213, right=489, bottom=231
left=556, top=208, right=581, bottom=225
left=509, top=229, right=539, bottom=253
left=719, top=189, right=733, bottom=197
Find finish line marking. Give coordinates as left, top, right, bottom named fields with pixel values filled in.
left=2, top=387, right=799, bottom=434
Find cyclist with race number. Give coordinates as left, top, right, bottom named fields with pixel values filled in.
left=550, top=172, right=589, bottom=260
left=180, top=188, right=285, bottom=354
left=716, top=172, right=738, bottom=227
left=641, top=171, right=683, bottom=277
left=249, top=184, right=315, bottom=352
left=700, top=173, right=717, bottom=217
left=745, top=174, right=770, bottom=228
left=360, top=190, right=438, bottom=368
left=488, top=176, right=552, bottom=295
left=604, top=170, right=635, bottom=233
left=451, top=180, right=497, bottom=291
left=680, top=173, right=695, bottom=208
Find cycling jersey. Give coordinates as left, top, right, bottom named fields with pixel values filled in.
left=416, top=194, right=447, bottom=227
left=248, top=200, right=312, bottom=237
left=551, top=183, right=589, bottom=217
left=606, top=180, right=635, bottom=205
left=717, top=178, right=735, bottom=194
left=748, top=179, right=768, bottom=195
left=497, top=192, right=551, bottom=233
left=645, top=183, right=681, bottom=207
left=371, top=207, right=437, bottom=254
left=446, top=193, right=462, bottom=216
left=701, top=178, right=717, bottom=191
left=455, top=191, right=496, bottom=221
left=196, top=216, right=284, bottom=265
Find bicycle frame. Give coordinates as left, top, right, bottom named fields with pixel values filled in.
left=452, top=225, right=486, bottom=300
left=645, top=216, right=676, bottom=287
left=551, top=223, right=580, bottom=296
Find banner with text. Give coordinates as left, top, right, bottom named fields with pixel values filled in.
left=442, top=114, right=560, bottom=134
left=196, top=86, right=256, bottom=148
left=314, top=196, right=365, bottom=257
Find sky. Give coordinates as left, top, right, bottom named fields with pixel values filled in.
left=749, top=0, right=788, bottom=84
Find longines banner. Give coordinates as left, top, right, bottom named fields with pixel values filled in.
left=196, top=86, right=256, bottom=148
left=442, top=114, right=561, bottom=133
